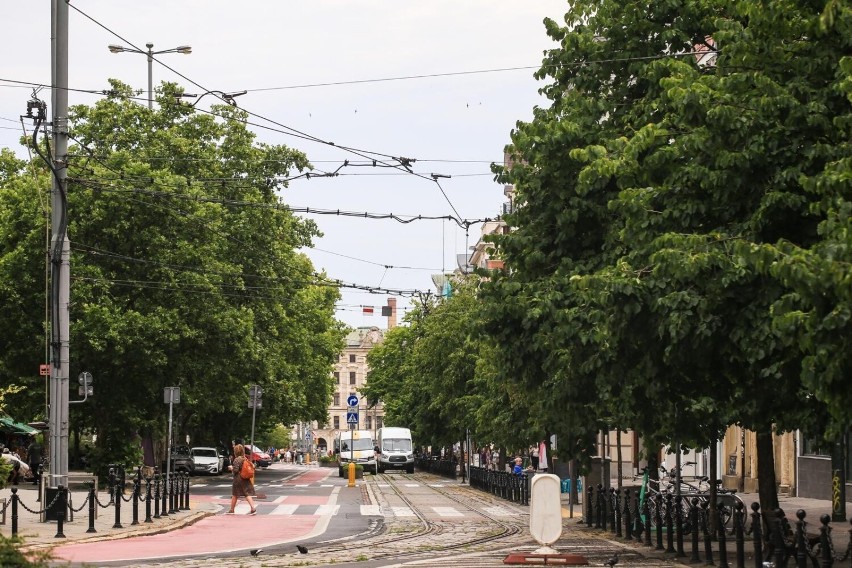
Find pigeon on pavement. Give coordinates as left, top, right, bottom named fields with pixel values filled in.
left=249, top=549, right=262, bottom=557
left=604, top=553, right=619, bottom=567
left=296, top=545, right=309, bottom=554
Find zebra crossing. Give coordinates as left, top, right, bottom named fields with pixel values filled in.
left=218, top=501, right=516, bottom=518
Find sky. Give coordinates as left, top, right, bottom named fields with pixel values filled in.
left=0, top=1, right=568, bottom=329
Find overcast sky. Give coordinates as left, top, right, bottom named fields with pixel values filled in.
left=1, top=1, right=567, bottom=329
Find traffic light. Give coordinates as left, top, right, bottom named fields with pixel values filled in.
left=78, top=371, right=93, bottom=396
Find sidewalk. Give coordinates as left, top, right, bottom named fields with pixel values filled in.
left=0, top=478, right=216, bottom=551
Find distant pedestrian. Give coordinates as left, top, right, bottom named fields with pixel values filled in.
left=227, top=444, right=257, bottom=515
left=530, top=445, right=539, bottom=471
left=27, top=438, right=42, bottom=484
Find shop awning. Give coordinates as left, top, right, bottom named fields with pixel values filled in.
left=0, top=416, right=38, bottom=435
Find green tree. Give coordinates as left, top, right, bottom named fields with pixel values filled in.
left=482, top=0, right=848, bottom=515
left=0, top=81, right=346, bottom=473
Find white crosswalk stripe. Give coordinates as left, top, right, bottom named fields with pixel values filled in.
left=391, top=506, right=416, bottom=517
left=269, top=504, right=299, bottom=515
left=432, top=506, right=463, bottom=517
left=360, top=505, right=382, bottom=516
left=483, top=506, right=514, bottom=516
left=314, top=504, right=340, bottom=516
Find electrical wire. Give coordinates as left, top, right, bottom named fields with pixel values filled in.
left=65, top=1, right=466, bottom=217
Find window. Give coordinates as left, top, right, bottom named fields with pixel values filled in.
left=349, top=371, right=356, bottom=385
left=333, top=393, right=340, bottom=406
left=376, top=416, right=383, bottom=430
left=366, top=416, right=372, bottom=430
left=802, top=436, right=831, bottom=457
left=333, top=416, right=339, bottom=429
left=349, top=354, right=356, bottom=363
left=333, top=371, right=340, bottom=383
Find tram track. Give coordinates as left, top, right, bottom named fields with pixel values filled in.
left=298, top=471, right=531, bottom=565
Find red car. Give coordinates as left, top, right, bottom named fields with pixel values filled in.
left=245, top=444, right=271, bottom=467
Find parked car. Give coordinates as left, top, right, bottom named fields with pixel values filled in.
left=190, top=447, right=226, bottom=475
left=244, top=444, right=271, bottom=468
left=168, top=445, right=194, bottom=474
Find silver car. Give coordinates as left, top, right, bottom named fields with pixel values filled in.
left=190, top=447, right=226, bottom=475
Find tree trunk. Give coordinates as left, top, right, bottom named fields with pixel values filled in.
left=616, top=428, right=623, bottom=489
left=756, top=426, right=780, bottom=521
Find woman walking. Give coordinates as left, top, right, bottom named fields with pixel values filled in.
left=227, top=444, right=257, bottom=515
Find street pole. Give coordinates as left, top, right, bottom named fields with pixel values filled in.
left=165, top=390, right=174, bottom=506
left=248, top=385, right=260, bottom=460
left=48, top=0, right=70, bottom=489
left=146, top=43, right=153, bottom=109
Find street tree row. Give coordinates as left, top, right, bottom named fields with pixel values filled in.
left=0, top=81, right=347, bottom=473
left=363, top=0, right=851, bottom=516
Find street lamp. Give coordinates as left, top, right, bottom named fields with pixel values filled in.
left=108, top=42, right=192, bottom=109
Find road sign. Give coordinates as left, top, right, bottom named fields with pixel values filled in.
left=346, top=411, right=358, bottom=424
left=305, top=431, right=312, bottom=440
left=346, top=394, right=359, bottom=407
left=39, top=364, right=50, bottom=376
left=164, top=386, right=180, bottom=404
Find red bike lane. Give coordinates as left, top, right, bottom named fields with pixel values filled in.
left=51, top=468, right=339, bottom=564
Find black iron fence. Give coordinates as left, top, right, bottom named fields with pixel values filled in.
left=468, top=466, right=531, bottom=506
left=414, top=457, right=457, bottom=479
left=0, top=466, right=191, bottom=538
left=582, top=484, right=852, bottom=568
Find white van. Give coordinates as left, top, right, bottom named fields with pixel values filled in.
left=335, top=429, right=375, bottom=477
left=376, top=427, right=414, bottom=474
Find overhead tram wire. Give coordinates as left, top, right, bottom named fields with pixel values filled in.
left=65, top=1, right=466, bottom=218
left=63, top=134, right=473, bottom=290
left=71, top=177, right=490, bottom=230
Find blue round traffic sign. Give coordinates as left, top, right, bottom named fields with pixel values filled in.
left=346, top=394, right=359, bottom=407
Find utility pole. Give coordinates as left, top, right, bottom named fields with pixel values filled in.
left=48, top=0, right=70, bottom=489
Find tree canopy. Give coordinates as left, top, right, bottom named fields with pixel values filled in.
left=0, top=82, right=347, bottom=471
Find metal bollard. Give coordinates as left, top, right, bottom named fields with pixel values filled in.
left=689, top=498, right=701, bottom=563
left=702, top=501, right=714, bottom=566
left=169, top=474, right=177, bottom=514
left=154, top=473, right=161, bottom=519
left=717, top=502, right=729, bottom=568
left=586, top=485, right=594, bottom=528
left=596, top=484, right=604, bottom=529
left=643, top=492, right=652, bottom=547
left=87, top=481, right=97, bottom=533
left=132, top=467, right=141, bottom=525
left=734, top=501, right=745, bottom=568
left=161, top=472, right=169, bottom=516
left=55, top=485, right=67, bottom=538
left=11, top=487, right=18, bottom=537
left=818, top=514, right=833, bottom=568
left=624, top=488, right=632, bottom=540
left=113, top=481, right=123, bottom=528
left=183, top=474, right=191, bottom=511
left=108, top=468, right=116, bottom=505
left=614, top=488, right=621, bottom=536
left=144, top=475, right=153, bottom=523
left=676, top=494, right=686, bottom=557
left=795, top=510, right=808, bottom=568
left=750, top=503, right=763, bottom=568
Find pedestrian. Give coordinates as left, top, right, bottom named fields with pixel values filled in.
left=226, top=444, right=257, bottom=515
left=512, top=457, right=532, bottom=476
left=538, top=440, right=549, bottom=473
left=27, top=437, right=42, bottom=484
left=530, top=444, right=539, bottom=471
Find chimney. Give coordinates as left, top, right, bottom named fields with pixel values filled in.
left=386, top=298, right=397, bottom=329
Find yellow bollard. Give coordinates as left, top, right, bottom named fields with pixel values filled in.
left=347, top=462, right=356, bottom=487
left=305, top=452, right=311, bottom=465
